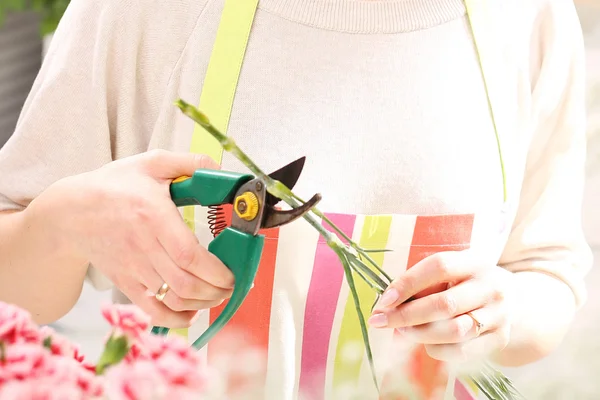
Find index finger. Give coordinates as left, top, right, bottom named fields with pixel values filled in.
left=376, top=250, right=479, bottom=310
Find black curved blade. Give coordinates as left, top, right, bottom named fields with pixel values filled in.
left=262, top=193, right=322, bottom=229
left=265, top=156, right=306, bottom=206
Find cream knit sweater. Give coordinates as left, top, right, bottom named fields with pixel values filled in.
left=0, top=0, right=593, bottom=396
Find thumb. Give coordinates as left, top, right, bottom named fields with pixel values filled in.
left=142, top=149, right=220, bottom=180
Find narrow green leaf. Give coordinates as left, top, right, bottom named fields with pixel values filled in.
left=348, top=263, right=384, bottom=294
left=337, top=249, right=379, bottom=393
left=362, top=248, right=393, bottom=253
left=467, top=363, right=525, bottom=400
left=356, top=248, right=393, bottom=283
left=319, top=214, right=392, bottom=283
left=371, top=294, right=381, bottom=313
left=349, top=256, right=388, bottom=290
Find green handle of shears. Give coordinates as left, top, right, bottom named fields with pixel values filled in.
left=191, top=227, right=264, bottom=349
left=151, top=228, right=264, bottom=347
left=151, top=169, right=264, bottom=348
left=169, top=169, right=254, bottom=207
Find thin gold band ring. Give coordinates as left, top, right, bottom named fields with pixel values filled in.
left=155, top=282, right=170, bottom=302
left=467, top=311, right=484, bottom=337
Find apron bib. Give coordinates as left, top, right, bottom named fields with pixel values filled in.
left=174, top=1, right=514, bottom=399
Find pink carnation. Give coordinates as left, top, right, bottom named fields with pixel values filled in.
left=0, top=343, right=103, bottom=398
left=0, top=301, right=41, bottom=344
left=104, top=360, right=168, bottom=400
left=39, top=326, right=96, bottom=374
left=0, top=343, right=48, bottom=383
left=117, top=334, right=209, bottom=397
left=41, top=355, right=104, bottom=398
left=101, top=304, right=150, bottom=340
left=40, top=326, right=77, bottom=358
left=0, top=380, right=83, bottom=400
left=104, top=359, right=207, bottom=400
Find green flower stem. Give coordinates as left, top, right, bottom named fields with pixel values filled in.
left=177, top=100, right=392, bottom=284
left=333, top=244, right=379, bottom=392
left=176, top=100, right=348, bottom=251
left=288, top=191, right=393, bottom=283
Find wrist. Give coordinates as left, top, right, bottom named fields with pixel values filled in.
left=490, top=271, right=576, bottom=367
left=25, top=178, right=90, bottom=265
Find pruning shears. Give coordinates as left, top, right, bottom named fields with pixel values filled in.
left=151, top=157, right=321, bottom=349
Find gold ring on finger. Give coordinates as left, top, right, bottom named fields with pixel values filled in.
left=155, top=282, right=170, bottom=302
left=466, top=311, right=484, bottom=337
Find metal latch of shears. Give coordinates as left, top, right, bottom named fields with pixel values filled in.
left=151, top=157, right=320, bottom=349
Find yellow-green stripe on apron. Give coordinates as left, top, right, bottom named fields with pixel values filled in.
left=171, top=0, right=258, bottom=340
left=332, top=216, right=393, bottom=387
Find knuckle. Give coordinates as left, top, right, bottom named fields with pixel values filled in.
left=393, top=277, right=414, bottom=298
left=131, top=201, right=154, bottom=225
left=435, top=294, right=457, bottom=316
left=145, top=149, right=169, bottom=164
left=490, top=287, right=506, bottom=303
left=391, top=307, right=409, bottom=326
left=165, top=295, right=186, bottom=312
left=169, top=273, right=196, bottom=299
left=194, top=154, right=219, bottom=170
left=173, top=244, right=199, bottom=271
left=450, top=317, right=471, bottom=339
left=432, top=253, right=451, bottom=276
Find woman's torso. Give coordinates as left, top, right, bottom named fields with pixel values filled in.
left=106, top=0, right=535, bottom=398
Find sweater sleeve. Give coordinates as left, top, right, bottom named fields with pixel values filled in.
left=498, top=0, right=593, bottom=309
left=0, top=0, right=207, bottom=289
left=0, top=0, right=117, bottom=211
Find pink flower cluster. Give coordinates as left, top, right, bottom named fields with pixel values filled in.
left=103, top=305, right=211, bottom=400
left=0, top=302, right=102, bottom=399
left=105, top=334, right=210, bottom=400
left=100, top=304, right=150, bottom=341
left=0, top=301, right=214, bottom=400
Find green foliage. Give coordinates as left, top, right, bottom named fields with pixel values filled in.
left=0, top=0, right=70, bottom=36
left=95, top=335, right=129, bottom=376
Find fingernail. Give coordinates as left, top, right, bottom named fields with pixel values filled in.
left=378, top=288, right=400, bottom=308
left=368, top=313, right=388, bottom=328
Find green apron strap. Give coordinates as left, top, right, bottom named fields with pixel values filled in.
left=173, top=0, right=259, bottom=340
left=465, top=0, right=508, bottom=203
left=447, top=2, right=509, bottom=396
left=190, top=0, right=259, bottom=162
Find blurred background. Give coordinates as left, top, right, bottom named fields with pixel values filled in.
left=0, top=2, right=598, bottom=399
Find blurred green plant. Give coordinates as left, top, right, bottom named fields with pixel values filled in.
left=0, top=0, right=70, bottom=36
